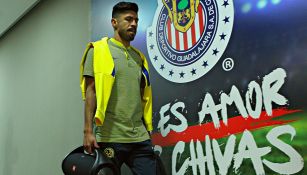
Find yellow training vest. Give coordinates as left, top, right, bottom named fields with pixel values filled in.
left=80, top=37, right=153, bottom=131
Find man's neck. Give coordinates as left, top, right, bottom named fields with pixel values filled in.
left=113, top=34, right=130, bottom=48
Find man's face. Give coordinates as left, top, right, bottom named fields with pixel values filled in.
left=113, top=10, right=139, bottom=42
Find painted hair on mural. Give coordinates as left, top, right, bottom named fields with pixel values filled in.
left=112, top=1, right=138, bottom=18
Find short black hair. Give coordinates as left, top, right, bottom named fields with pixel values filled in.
left=112, top=1, right=138, bottom=18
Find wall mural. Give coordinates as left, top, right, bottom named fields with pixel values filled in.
left=92, top=0, right=307, bottom=174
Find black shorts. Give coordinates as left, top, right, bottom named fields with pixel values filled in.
left=98, top=139, right=156, bottom=175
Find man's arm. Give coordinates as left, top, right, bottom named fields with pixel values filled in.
left=83, top=76, right=99, bottom=153
left=141, top=77, right=153, bottom=138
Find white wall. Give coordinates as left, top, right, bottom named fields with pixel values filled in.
left=0, top=0, right=40, bottom=37
left=0, top=0, right=90, bottom=174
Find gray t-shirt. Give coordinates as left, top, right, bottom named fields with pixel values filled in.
left=83, top=38, right=149, bottom=143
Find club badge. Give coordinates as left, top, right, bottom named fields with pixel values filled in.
left=147, top=0, right=234, bottom=83
left=104, top=147, right=115, bottom=158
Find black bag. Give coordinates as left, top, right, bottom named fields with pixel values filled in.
left=62, top=146, right=119, bottom=175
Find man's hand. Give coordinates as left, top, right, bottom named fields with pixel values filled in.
left=83, top=132, right=100, bottom=154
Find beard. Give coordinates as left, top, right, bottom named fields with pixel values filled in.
left=118, top=28, right=136, bottom=41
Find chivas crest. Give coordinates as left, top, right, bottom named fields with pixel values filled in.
left=147, top=0, right=234, bottom=83
left=162, top=0, right=200, bottom=32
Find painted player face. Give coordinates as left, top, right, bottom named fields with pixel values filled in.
left=112, top=10, right=139, bottom=42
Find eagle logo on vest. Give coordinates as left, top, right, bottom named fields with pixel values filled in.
left=147, top=0, right=234, bottom=83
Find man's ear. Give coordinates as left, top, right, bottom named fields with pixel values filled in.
left=111, top=18, right=117, bottom=30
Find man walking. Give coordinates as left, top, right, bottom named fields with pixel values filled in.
left=80, top=2, right=156, bottom=175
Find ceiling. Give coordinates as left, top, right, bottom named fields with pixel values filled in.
left=0, top=0, right=40, bottom=38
